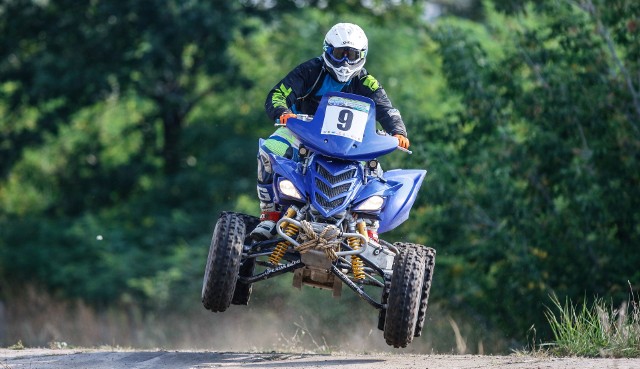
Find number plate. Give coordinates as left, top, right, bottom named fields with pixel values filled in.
left=321, top=96, right=370, bottom=142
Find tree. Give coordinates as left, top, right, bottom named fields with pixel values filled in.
left=416, top=0, right=640, bottom=339
left=0, top=0, right=242, bottom=176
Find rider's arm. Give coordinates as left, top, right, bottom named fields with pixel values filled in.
left=264, top=58, right=320, bottom=122
left=355, top=73, right=408, bottom=138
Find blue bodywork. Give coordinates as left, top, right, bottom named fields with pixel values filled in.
left=269, top=91, right=426, bottom=234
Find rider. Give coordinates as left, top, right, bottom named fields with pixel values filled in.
left=250, top=22, right=410, bottom=241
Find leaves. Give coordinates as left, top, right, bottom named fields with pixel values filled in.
left=0, top=0, right=638, bottom=348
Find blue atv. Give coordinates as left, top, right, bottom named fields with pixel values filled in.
left=202, top=92, right=435, bottom=348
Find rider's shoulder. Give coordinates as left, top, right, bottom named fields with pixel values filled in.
left=292, top=57, right=325, bottom=76
left=355, top=69, right=381, bottom=92
left=296, top=57, right=324, bottom=70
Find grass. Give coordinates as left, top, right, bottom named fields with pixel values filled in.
left=544, top=290, right=640, bottom=358
left=7, top=340, right=24, bottom=350
left=2, top=285, right=511, bottom=354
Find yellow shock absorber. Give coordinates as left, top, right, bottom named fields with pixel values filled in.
left=348, top=236, right=365, bottom=280
left=356, top=220, right=369, bottom=243
left=268, top=208, right=298, bottom=265
left=350, top=220, right=369, bottom=280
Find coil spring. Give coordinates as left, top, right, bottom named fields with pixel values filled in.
left=268, top=223, right=298, bottom=265
left=348, top=237, right=365, bottom=280
left=268, top=220, right=299, bottom=265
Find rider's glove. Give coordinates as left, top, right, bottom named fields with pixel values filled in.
left=279, top=112, right=297, bottom=126
left=394, top=134, right=410, bottom=149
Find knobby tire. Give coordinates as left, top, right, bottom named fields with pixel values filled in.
left=383, top=243, right=426, bottom=348
left=201, top=212, right=245, bottom=312
left=414, top=247, right=436, bottom=337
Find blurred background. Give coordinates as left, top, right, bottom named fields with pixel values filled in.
left=0, top=0, right=638, bottom=354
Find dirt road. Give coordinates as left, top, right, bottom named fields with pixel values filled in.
left=1, top=349, right=639, bottom=369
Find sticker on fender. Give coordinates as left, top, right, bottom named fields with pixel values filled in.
left=321, top=97, right=370, bottom=142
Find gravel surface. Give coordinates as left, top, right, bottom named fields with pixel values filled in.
left=1, top=349, right=640, bottom=369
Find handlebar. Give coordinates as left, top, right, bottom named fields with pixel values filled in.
left=274, top=114, right=313, bottom=127
left=274, top=117, right=411, bottom=154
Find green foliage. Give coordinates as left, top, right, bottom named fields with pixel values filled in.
left=1, top=0, right=639, bottom=353
left=545, top=293, right=640, bottom=357
left=404, top=0, right=640, bottom=341
left=0, top=0, right=243, bottom=174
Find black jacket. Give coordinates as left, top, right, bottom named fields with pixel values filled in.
left=265, top=57, right=407, bottom=137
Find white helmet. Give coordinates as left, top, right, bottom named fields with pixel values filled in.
left=322, top=23, right=368, bottom=83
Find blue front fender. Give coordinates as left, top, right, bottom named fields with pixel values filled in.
left=378, top=169, right=427, bottom=234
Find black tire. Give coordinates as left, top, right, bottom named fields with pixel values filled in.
left=201, top=212, right=245, bottom=312
left=239, top=213, right=260, bottom=236
left=231, top=257, right=255, bottom=305
left=414, top=247, right=436, bottom=337
left=231, top=213, right=259, bottom=305
left=377, top=274, right=391, bottom=331
left=383, top=243, right=426, bottom=348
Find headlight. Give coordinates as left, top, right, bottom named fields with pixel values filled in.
left=354, top=195, right=385, bottom=211
left=278, top=179, right=303, bottom=200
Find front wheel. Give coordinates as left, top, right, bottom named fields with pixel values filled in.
left=201, top=212, right=245, bottom=312
left=383, top=243, right=426, bottom=348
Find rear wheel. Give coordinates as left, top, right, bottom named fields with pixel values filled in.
left=383, top=243, right=426, bottom=348
left=414, top=247, right=436, bottom=337
left=231, top=257, right=255, bottom=305
left=377, top=274, right=391, bottom=331
left=202, top=212, right=245, bottom=312
left=232, top=214, right=259, bottom=305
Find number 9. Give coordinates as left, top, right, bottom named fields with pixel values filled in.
left=337, top=109, right=353, bottom=131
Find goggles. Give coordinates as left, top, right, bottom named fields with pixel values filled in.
left=324, top=46, right=366, bottom=64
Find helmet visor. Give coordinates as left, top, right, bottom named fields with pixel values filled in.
left=324, top=46, right=365, bottom=65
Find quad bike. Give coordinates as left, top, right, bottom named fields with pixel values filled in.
left=202, top=91, right=435, bottom=348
